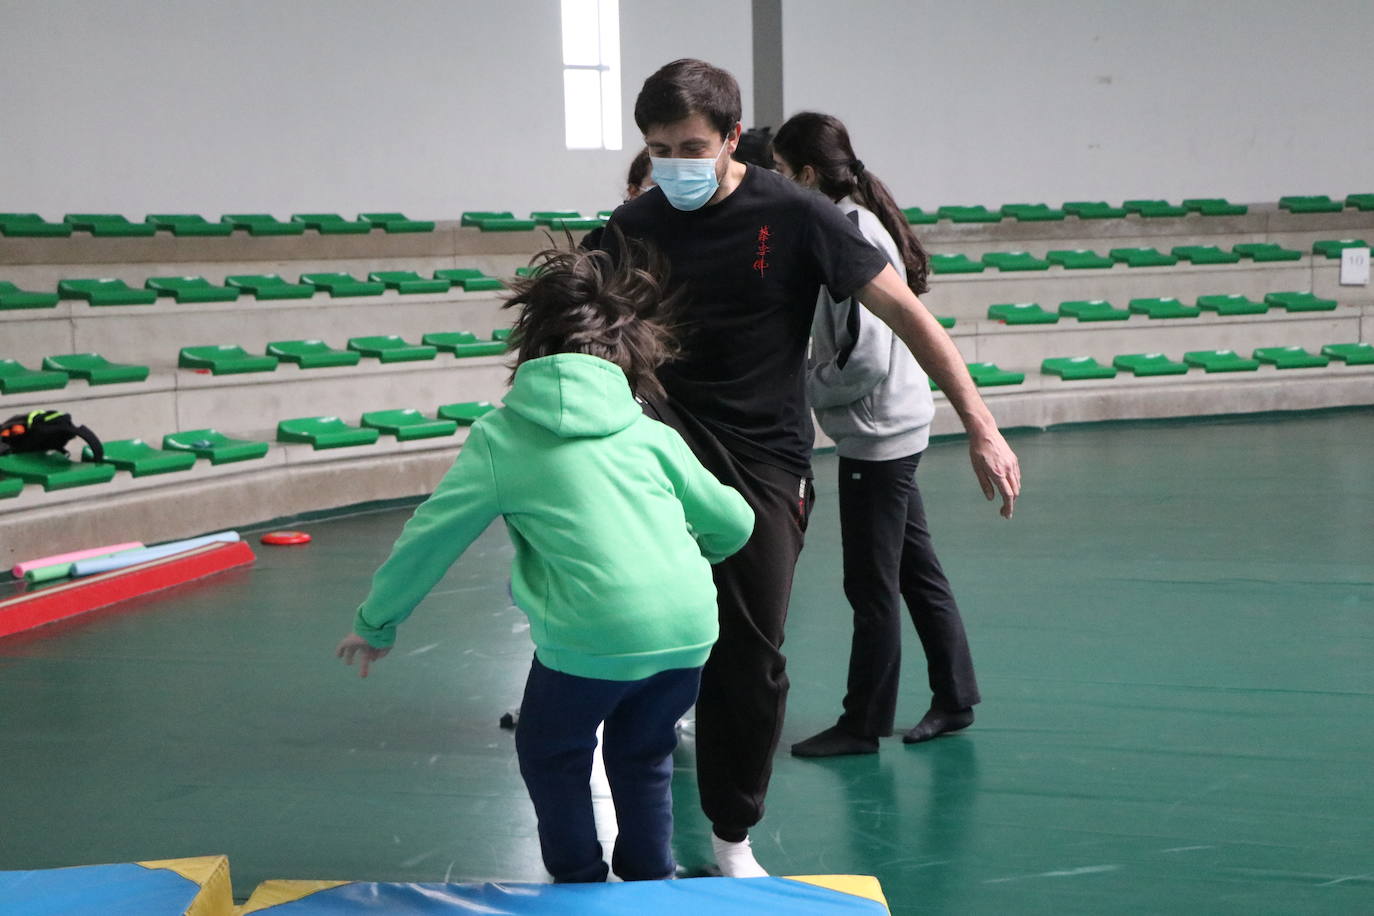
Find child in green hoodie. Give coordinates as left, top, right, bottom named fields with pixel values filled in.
left=337, top=239, right=755, bottom=884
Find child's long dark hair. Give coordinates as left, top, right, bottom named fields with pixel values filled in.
left=773, top=111, right=930, bottom=295
left=504, top=228, right=680, bottom=399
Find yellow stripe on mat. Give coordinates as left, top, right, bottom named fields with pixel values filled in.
left=136, top=856, right=234, bottom=916
left=237, top=879, right=353, bottom=914
left=787, top=874, right=890, bottom=909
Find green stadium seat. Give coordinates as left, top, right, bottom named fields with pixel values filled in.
left=225, top=274, right=316, bottom=300
left=42, top=353, right=149, bottom=385
left=936, top=316, right=956, bottom=329
left=265, top=339, right=361, bottom=369
left=1128, top=297, right=1200, bottom=319
left=1345, top=194, right=1374, bottom=212
left=981, top=252, right=1050, bottom=271
left=1123, top=199, right=1188, bottom=218
left=1263, top=291, right=1337, bottom=312
left=433, top=269, right=504, bottom=292
left=491, top=328, right=513, bottom=341
left=461, top=211, right=514, bottom=226
left=0, top=281, right=59, bottom=310
left=0, top=474, right=22, bottom=498
left=1046, top=249, right=1115, bottom=270
left=220, top=214, right=305, bottom=235
left=1042, top=356, right=1117, bottom=380
left=1183, top=350, right=1260, bottom=372
left=144, top=214, right=233, bottom=236
left=1322, top=342, right=1374, bottom=365
left=291, top=213, right=372, bottom=234
left=1059, top=299, right=1130, bottom=322
left=477, top=217, right=538, bottom=231
left=596, top=210, right=616, bottom=220
left=549, top=217, right=606, bottom=231
left=0, top=452, right=115, bottom=490
left=530, top=210, right=583, bottom=225
left=437, top=401, right=497, bottom=425
left=901, top=206, right=937, bottom=225
left=1182, top=198, right=1247, bottom=216
left=422, top=332, right=508, bottom=358
left=1171, top=245, right=1241, bottom=265
left=346, top=335, right=437, bottom=362
left=162, top=429, right=269, bottom=465
left=63, top=213, right=156, bottom=237
left=85, top=438, right=196, bottom=476
left=937, top=205, right=1001, bottom=223
left=1113, top=353, right=1190, bottom=377
left=1311, top=239, right=1370, bottom=259
left=0, top=359, right=68, bottom=394
left=1063, top=201, right=1127, bottom=219
left=299, top=272, right=386, bottom=297
left=0, top=212, right=72, bottom=237
left=930, top=254, right=984, bottom=274
left=1232, top=243, right=1302, bottom=262
left=966, top=362, right=1024, bottom=386
left=987, top=303, right=1058, bottom=325
left=361, top=408, right=458, bottom=441
left=1253, top=346, right=1329, bottom=369
left=1000, top=203, right=1065, bottom=221
left=1110, top=248, right=1178, bottom=268
left=277, top=416, right=380, bottom=450
left=178, top=345, right=279, bottom=375
left=145, top=276, right=240, bottom=303
left=368, top=271, right=451, bottom=294
left=1279, top=195, right=1343, bottom=214
left=358, top=212, right=435, bottom=233
left=1195, top=294, right=1268, bottom=315
left=58, top=278, right=157, bottom=306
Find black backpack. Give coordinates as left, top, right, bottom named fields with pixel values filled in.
left=0, top=410, right=104, bottom=462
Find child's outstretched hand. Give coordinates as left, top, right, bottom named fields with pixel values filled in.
left=336, top=633, right=390, bottom=678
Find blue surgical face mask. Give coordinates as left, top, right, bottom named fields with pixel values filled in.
left=651, top=139, right=730, bottom=211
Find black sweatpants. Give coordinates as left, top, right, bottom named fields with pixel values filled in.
left=837, top=452, right=980, bottom=738
left=643, top=395, right=813, bottom=840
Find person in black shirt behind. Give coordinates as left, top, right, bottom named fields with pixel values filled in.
left=607, top=58, right=1021, bottom=878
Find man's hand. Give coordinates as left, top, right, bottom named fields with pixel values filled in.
left=336, top=633, right=390, bottom=678
left=970, top=428, right=1020, bottom=519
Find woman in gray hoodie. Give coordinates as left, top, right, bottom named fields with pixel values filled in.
left=773, top=112, right=981, bottom=757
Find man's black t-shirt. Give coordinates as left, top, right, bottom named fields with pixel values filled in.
left=608, top=165, right=890, bottom=475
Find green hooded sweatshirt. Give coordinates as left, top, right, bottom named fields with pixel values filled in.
left=354, top=353, right=755, bottom=681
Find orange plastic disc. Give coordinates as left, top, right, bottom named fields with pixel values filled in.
left=260, top=530, right=312, bottom=546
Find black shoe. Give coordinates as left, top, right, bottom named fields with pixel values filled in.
left=791, top=725, right=878, bottom=758
left=902, top=706, right=974, bottom=744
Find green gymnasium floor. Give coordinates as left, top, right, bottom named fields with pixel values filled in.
left=2, top=410, right=1371, bottom=913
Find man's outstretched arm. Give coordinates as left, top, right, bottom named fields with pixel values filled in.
left=855, top=264, right=1022, bottom=518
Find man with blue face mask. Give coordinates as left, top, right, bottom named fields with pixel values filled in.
left=606, top=58, right=1022, bottom=879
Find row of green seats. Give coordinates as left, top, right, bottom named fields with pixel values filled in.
left=1042, top=343, right=1373, bottom=380
left=903, top=194, right=1373, bottom=224
left=986, top=291, right=1338, bottom=325
left=0, top=403, right=496, bottom=495
left=0, top=354, right=148, bottom=395
left=179, top=332, right=509, bottom=375
left=461, top=211, right=612, bottom=232
left=1, top=269, right=507, bottom=309
left=930, top=239, right=1366, bottom=275
left=0, top=212, right=433, bottom=238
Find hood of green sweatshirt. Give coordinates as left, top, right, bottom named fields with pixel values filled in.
left=503, top=353, right=642, bottom=438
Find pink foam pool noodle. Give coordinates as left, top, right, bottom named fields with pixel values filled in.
left=12, top=542, right=145, bottom=579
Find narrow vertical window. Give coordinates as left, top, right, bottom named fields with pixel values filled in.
left=561, top=0, right=621, bottom=150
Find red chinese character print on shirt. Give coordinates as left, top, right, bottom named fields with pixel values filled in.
left=753, top=225, right=771, bottom=277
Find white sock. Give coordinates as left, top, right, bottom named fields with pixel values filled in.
left=711, top=834, right=769, bottom=878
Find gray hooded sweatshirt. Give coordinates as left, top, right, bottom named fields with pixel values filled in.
left=808, top=198, right=935, bottom=460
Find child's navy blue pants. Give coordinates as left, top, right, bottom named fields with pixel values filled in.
left=514, top=655, right=702, bottom=883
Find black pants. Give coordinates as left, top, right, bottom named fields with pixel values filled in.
left=837, top=452, right=980, bottom=738
left=643, top=396, right=813, bottom=839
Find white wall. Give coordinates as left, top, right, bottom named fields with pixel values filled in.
left=781, top=1, right=1374, bottom=209
left=0, top=0, right=751, bottom=219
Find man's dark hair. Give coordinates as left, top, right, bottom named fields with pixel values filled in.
left=505, top=229, right=680, bottom=399
left=634, top=58, right=742, bottom=138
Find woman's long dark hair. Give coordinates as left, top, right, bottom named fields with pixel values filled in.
left=773, top=112, right=930, bottom=295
